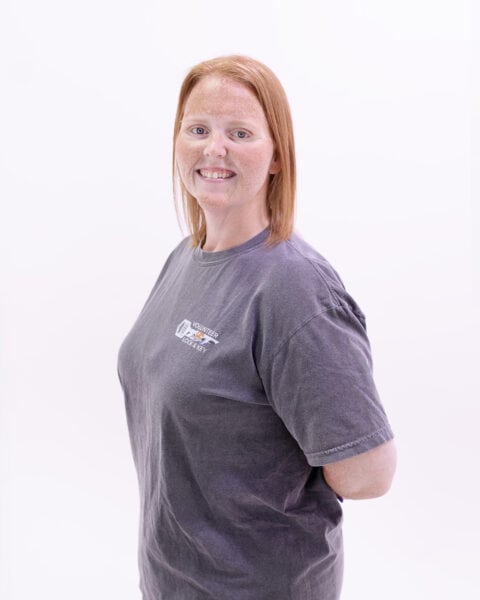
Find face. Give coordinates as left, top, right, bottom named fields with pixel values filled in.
left=175, top=76, right=280, bottom=217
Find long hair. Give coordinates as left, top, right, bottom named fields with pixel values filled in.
left=172, top=55, right=296, bottom=248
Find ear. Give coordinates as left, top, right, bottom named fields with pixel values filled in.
left=269, top=152, right=281, bottom=175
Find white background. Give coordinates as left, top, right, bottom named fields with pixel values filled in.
left=1, top=1, right=478, bottom=598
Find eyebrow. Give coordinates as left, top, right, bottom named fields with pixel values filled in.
left=181, top=115, right=256, bottom=128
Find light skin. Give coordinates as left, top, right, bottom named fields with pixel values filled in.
left=175, top=74, right=397, bottom=500
left=323, top=439, right=397, bottom=500
left=175, top=75, right=280, bottom=252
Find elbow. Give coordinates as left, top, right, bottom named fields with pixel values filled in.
left=325, top=472, right=395, bottom=500
left=323, top=439, right=397, bottom=500
left=342, top=473, right=395, bottom=500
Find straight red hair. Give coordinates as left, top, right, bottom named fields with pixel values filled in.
left=172, top=55, right=296, bottom=247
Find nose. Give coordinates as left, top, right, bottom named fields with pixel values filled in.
left=203, top=131, right=227, bottom=158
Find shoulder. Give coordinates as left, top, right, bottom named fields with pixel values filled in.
left=254, top=230, right=349, bottom=311
left=250, top=231, right=369, bottom=357
left=163, top=234, right=194, bottom=267
left=149, top=234, right=193, bottom=291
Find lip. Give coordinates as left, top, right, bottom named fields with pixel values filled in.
left=196, top=168, right=236, bottom=182
left=198, top=166, right=235, bottom=173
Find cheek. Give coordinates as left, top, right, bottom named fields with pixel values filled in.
left=175, top=140, right=198, bottom=176
left=242, top=147, right=275, bottom=179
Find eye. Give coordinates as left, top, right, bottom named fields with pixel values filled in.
left=191, top=126, right=207, bottom=135
left=233, top=130, right=249, bottom=139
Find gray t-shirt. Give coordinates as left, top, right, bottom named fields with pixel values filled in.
left=117, top=226, right=394, bottom=600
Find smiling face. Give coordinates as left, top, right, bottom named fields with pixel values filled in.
left=174, top=76, right=280, bottom=219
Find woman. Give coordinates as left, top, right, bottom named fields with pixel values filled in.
left=117, top=55, right=396, bottom=600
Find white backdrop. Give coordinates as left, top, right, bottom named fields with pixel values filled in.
left=1, top=1, right=478, bottom=598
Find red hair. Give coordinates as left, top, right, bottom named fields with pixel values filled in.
left=172, top=55, right=296, bottom=247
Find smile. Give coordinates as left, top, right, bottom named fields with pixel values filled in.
left=197, top=168, right=236, bottom=180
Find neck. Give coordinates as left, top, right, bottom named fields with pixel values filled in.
left=201, top=212, right=269, bottom=253
left=201, top=219, right=269, bottom=253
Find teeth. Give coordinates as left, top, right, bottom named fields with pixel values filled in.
left=200, top=169, right=233, bottom=179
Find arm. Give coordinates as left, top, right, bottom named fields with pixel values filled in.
left=323, top=439, right=397, bottom=500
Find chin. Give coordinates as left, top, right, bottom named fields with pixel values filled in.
left=196, top=194, right=231, bottom=210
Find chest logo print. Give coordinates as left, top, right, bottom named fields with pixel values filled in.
left=175, top=319, right=219, bottom=353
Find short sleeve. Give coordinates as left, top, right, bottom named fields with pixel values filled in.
left=261, top=303, right=394, bottom=466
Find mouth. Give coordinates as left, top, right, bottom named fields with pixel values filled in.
left=196, top=168, right=236, bottom=181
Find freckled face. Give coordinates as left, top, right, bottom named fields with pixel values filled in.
left=175, top=76, right=279, bottom=215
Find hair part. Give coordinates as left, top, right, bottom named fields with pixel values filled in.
left=172, top=54, right=296, bottom=248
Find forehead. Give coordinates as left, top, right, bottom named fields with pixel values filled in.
left=183, top=76, right=266, bottom=121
